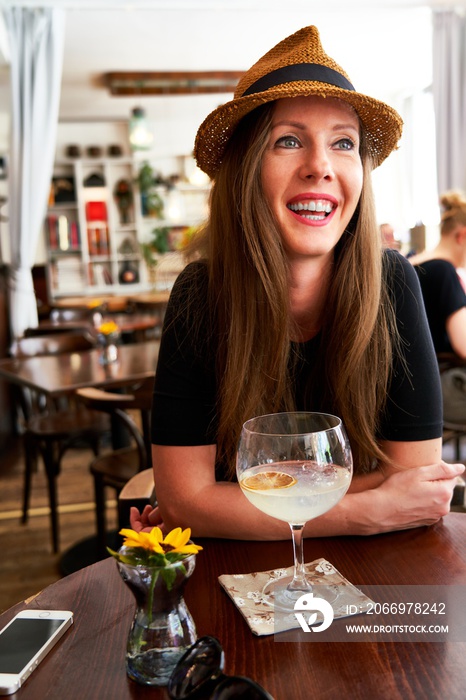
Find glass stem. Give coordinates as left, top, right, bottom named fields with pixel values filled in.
left=288, top=523, right=312, bottom=591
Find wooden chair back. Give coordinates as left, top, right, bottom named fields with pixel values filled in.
left=76, top=376, right=154, bottom=468
left=9, top=332, right=98, bottom=423
left=118, top=468, right=156, bottom=528
left=10, top=331, right=97, bottom=359
left=24, top=323, right=94, bottom=338
left=76, top=376, right=153, bottom=412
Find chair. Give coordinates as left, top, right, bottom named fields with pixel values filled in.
left=76, top=376, right=154, bottom=557
left=451, top=476, right=466, bottom=510
left=10, top=330, right=97, bottom=359
left=118, top=468, right=156, bottom=529
left=24, top=324, right=91, bottom=337
left=24, top=308, right=96, bottom=338
left=437, top=352, right=466, bottom=460
left=11, top=331, right=110, bottom=552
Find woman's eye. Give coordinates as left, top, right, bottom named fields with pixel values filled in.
left=335, top=138, right=356, bottom=151
left=275, top=135, right=301, bottom=149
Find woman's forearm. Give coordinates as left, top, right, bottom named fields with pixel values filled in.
left=158, top=462, right=463, bottom=540
left=347, top=470, right=385, bottom=493
left=152, top=444, right=462, bottom=540
left=158, top=480, right=386, bottom=539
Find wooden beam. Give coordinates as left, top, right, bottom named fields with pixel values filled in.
left=103, top=71, right=244, bottom=95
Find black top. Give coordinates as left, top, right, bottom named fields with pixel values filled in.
left=414, top=258, right=466, bottom=353
left=152, top=250, right=442, bottom=474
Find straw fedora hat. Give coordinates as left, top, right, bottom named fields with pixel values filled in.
left=194, top=25, right=403, bottom=179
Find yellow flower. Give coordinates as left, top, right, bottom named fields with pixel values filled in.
left=110, top=526, right=202, bottom=597
left=98, top=320, right=119, bottom=336
left=119, top=526, right=202, bottom=557
left=112, top=527, right=202, bottom=610
left=87, top=298, right=104, bottom=309
left=163, top=527, right=203, bottom=555
left=119, top=528, right=157, bottom=551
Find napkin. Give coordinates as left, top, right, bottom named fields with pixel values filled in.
left=218, top=557, right=374, bottom=636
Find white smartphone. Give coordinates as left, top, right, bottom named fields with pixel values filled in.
left=0, top=610, right=73, bottom=695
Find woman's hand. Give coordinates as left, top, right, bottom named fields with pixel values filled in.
left=369, top=461, right=464, bottom=532
left=129, top=505, right=165, bottom=534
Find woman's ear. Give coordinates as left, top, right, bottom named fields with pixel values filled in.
left=457, top=225, right=466, bottom=246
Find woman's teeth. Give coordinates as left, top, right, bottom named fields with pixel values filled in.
left=288, top=200, right=334, bottom=220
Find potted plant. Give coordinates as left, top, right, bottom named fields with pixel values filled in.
left=135, top=162, right=165, bottom=218
left=140, top=226, right=171, bottom=287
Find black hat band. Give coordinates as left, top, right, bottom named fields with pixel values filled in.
left=241, top=63, right=355, bottom=97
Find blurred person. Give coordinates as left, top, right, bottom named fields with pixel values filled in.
left=380, top=222, right=401, bottom=250
left=410, top=190, right=466, bottom=422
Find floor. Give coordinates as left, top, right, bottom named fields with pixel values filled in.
left=0, top=436, right=118, bottom=614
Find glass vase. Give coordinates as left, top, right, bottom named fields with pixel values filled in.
left=117, top=553, right=197, bottom=686
left=99, top=342, right=118, bottom=365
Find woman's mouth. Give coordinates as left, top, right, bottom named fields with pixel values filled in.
left=287, top=199, right=335, bottom=221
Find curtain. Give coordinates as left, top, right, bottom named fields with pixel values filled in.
left=432, top=9, right=466, bottom=195
left=3, top=7, right=65, bottom=339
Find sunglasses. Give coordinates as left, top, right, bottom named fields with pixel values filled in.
left=167, top=636, right=274, bottom=700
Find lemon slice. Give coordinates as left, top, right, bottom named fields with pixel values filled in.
left=241, top=471, right=297, bottom=491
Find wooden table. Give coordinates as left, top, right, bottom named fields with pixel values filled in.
left=2, top=514, right=466, bottom=699
left=51, top=293, right=171, bottom=313
left=52, top=296, right=130, bottom=313
left=110, top=313, right=160, bottom=342
left=36, top=313, right=160, bottom=343
left=0, top=341, right=158, bottom=556
left=0, top=340, right=159, bottom=397
left=129, top=291, right=171, bottom=306
left=0, top=338, right=159, bottom=474
left=128, top=292, right=171, bottom=322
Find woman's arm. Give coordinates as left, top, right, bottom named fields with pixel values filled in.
left=341, top=436, right=462, bottom=534
left=145, top=441, right=464, bottom=539
left=348, top=436, right=443, bottom=492
left=152, top=443, right=289, bottom=539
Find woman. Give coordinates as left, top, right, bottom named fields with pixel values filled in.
left=134, top=26, right=463, bottom=538
left=410, top=190, right=466, bottom=422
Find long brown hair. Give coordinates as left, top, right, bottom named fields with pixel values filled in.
left=190, top=102, right=397, bottom=477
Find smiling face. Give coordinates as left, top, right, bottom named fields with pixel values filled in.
left=261, top=96, right=363, bottom=264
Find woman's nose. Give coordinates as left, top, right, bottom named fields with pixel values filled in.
left=300, top=145, right=334, bottom=181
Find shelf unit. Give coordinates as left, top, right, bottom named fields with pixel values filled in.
left=44, top=157, right=210, bottom=299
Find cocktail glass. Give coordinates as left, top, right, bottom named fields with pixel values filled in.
left=237, top=412, right=353, bottom=612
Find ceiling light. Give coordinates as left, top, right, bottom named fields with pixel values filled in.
left=128, top=107, right=153, bottom=151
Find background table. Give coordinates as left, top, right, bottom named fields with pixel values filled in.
left=0, top=339, right=159, bottom=455
left=0, top=341, right=158, bottom=563
left=37, top=313, right=160, bottom=343
left=2, top=513, right=466, bottom=699
left=0, top=340, right=159, bottom=397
